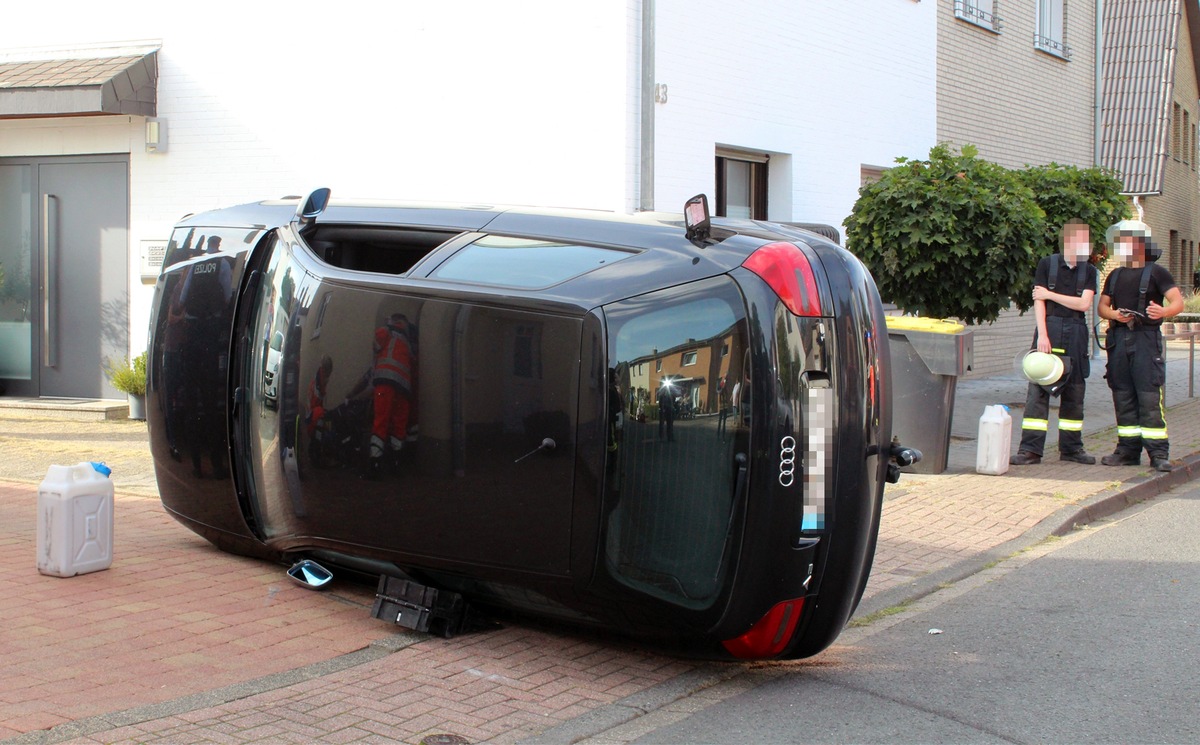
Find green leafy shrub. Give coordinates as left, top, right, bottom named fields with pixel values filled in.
left=844, top=144, right=1044, bottom=325
left=1016, top=163, right=1128, bottom=267
left=845, top=145, right=1130, bottom=325
left=1184, top=291, right=1200, bottom=314
left=104, top=351, right=147, bottom=396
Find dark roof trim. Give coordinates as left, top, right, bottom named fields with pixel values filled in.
left=0, top=43, right=159, bottom=119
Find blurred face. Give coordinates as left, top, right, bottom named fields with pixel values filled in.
left=1113, top=235, right=1137, bottom=267
left=1062, top=224, right=1090, bottom=265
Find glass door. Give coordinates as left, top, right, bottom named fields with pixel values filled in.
left=0, top=164, right=33, bottom=396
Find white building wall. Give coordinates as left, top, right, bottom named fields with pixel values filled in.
left=650, top=0, right=938, bottom=229
left=0, top=1, right=634, bottom=351
left=1, top=1, right=937, bottom=361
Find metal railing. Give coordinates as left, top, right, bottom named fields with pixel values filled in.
left=1033, top=33, right=1072, bottom=59
left=1164, top=322, right=1200, bottom=398
left=953, top=0, right=1002, bottom=31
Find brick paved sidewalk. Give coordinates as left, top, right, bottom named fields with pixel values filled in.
left=0, top=483, right=698, bottom=744
left=3, top=381, right=1199, bottom=743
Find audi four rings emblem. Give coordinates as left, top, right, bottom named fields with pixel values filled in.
left=779, top=436, right=797, bottom=487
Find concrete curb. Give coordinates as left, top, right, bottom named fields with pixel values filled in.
left=854, top=451, right=1200, bottom=623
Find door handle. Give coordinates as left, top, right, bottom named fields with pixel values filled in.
left=41, top=194, right=58, bottom=368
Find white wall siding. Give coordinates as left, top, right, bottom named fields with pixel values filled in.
left=650, top=0, right=938, bottom=229
left=1, top=2, right=937, bottom=357
left=0, top=2, right=635, bottom=349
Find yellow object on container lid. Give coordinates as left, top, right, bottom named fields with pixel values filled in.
left=884, top=316, right=966, bottom=334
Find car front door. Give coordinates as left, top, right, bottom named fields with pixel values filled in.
left=239, top=228, right=581, bottom=575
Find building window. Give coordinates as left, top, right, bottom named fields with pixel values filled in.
left=1170, top=230, right=1180, bottom=279
left=655, top=358, right=662, bottom=373
left=1174, top=103, right=1182, bottom=161
left=715, top=149, right=768, bottom=220
left=1185, top=123, right=1195, bottom=170
left=1034, top=0, right=1071, bottom=58
left=1185, top=239, right=1195, bottom=286
left=955, top=0, right=1002, bottom=33
left=681, top=351, right=698, bottom=367
left=1186, top=110, right=1192, bottom=166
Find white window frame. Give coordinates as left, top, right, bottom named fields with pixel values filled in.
left=681, top=351, right=698, bottom=367
left=1034, top=0, right=1071, bottom=59
left=954, top=0, right=1002, bottom=33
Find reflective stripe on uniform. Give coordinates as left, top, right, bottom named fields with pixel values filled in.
left=1142, top=427, right=1169, bottom=440
left=1058, top=419, right=1084, bottom=431
left=1117, top=425, right=1141, bottom=437
left=1022, top=418, right=1049, bottom=432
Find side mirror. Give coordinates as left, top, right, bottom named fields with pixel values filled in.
left=287, top=559, right=333, bottom=590
left=292, top=187, right=332, bottom=227
left=684, top=193, right=711, bottom=243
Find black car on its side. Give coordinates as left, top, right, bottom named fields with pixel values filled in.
left=147, top=190, right=916, bottom=660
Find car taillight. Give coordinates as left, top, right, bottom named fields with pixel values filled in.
left=721, top=597, right=805, bottom=659
left=742, top=242, right=822, bottom=317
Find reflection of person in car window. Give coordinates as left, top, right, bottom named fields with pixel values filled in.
left=367, top=313, right=415, bottom=479
left=305, top=355, right=333, bottom=438
left=177, top=235, right=231, bottom=479
left=657, top=380, right=676, bottom=442
left=608, top=371, right=623, bottom=454
left=716, top=375, right=730, bottom=440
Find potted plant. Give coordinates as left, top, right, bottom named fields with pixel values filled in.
left=104, top=351, right=148, bottom=420
left=1182, top=291, right=1200, bottom=335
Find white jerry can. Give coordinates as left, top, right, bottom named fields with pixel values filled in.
left=975, top=405, right=1012, bottom=475
left=37, top=462, right=114, bottom=577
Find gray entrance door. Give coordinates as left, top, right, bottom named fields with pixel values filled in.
left=0, top=156, right=128, bottom=399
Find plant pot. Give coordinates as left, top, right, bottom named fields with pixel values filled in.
left=127, top=393, right=146, bottom=421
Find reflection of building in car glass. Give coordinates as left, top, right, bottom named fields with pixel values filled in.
left=263, top=330, right=284, bottom=406
left=147, top=190, right=919, bottom=659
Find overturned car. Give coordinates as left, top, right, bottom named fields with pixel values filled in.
left=147, top=189, right=916, bottom=660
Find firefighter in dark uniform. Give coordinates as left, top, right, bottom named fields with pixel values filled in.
left=1097, top=219, right=1184, bottom=471
left=1011, top=220, right=1099, bottom=465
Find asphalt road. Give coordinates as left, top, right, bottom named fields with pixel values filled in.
left=614, top=484, right=1200, bottom=744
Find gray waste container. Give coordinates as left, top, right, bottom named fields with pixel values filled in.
left=886, top=317, right=974, bottom=474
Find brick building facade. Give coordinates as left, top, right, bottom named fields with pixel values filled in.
left=1104, top=0, right=1200, bottom=293
left=937, top=0, right=1103, bottom=378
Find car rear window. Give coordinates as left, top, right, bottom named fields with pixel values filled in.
left=429, top=235, right=632, bottom=288
left=602, top=277, right=750, bottom=608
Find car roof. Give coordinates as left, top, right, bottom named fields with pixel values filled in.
left=177, top=196, right=832, bottom=250
left=173, top=197, right=841, bottom=310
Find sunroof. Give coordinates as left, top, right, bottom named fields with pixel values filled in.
left=430, top=235, right=632, bottom=288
